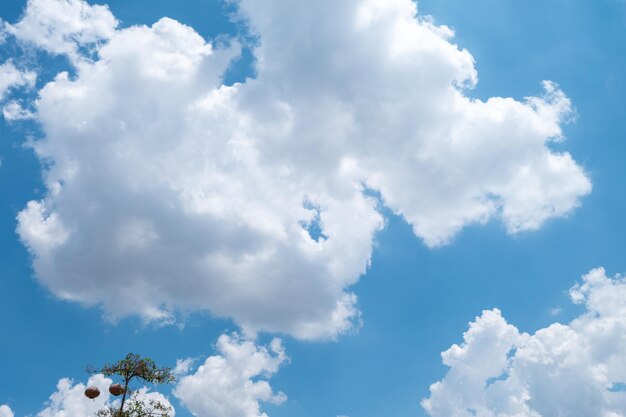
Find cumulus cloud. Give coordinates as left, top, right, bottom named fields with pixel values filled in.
left=116, top=388, right=175, bottom=417
left=30, top=335, right=277, bottom=417
left=14, top=0, right=591, bottom=339
left=174, top=333, right=288, bottom=417
left=36, top=374, right=174, bottom=417
left=5, top=0, right=117, bottom=60
left=422, top=267, right=626, bottom=417
left=0, top=405, right=14, bottom=417
left=37, top=374, right=112, bottom=417
left=0, top=60, right=36, bottom=101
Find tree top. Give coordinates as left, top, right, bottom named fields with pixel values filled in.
left=87, top=353, right=175, bottom=385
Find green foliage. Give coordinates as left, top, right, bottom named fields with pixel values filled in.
left=89, top=353, right=175, bottom=385
left=88, top=353, right=175, bottom=417
left=95, top=391, right=173, bottom=417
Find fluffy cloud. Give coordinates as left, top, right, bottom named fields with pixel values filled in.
left=37, top=374, right=174, bottom=417
left=236, top=0, right=591, bottom=245
left=422, top=267, right=626, bottom=417
left=30, top=335, right=278, bottom=417
left=37, top=374, right=112, bottom=417
left=117, top=388, right=175, bottom=417
left=5, top=0, right=117, bottom=60
left=14, top=0, right=591, bottom=339
left=0, top=405, right=14, bottom=417
left=0, top=60, right=36, bottom=101
left=174, top=333, right=288, bottom=417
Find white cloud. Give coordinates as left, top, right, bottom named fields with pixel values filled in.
left=37, top=374, right=112, bottom=417
left=172, top=358, right=195, bottom=378
left=3, top=100, right=35, bottom=121
left=113, top=388, right=175, bottom=417
left=422, top=267, right=626, bottom=417
left=15, top=0, right=591, bottom=339
left=0, top=405, right=14, bottom=417
left=6, top=0, right=117, bottom=60
left=36, top=374, right=174, bottom=417
left=0, top=60, right=36, bottom=101
left=174, top=333, right=288, bottom=417
left=31, top=336, right=274, bottom=417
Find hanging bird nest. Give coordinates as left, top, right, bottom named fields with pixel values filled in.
left=109, top=383, right=125, bottom=396
left=84, top=386, right=100, bottom=399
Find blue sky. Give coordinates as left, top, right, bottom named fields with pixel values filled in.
left=1, top=1, right=626, bottom=417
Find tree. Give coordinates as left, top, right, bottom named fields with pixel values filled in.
left=86, top=353, right=175, bottom=417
